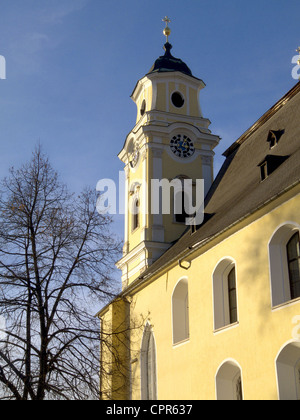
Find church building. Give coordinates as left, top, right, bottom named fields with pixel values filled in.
left=97, top=20, right=300, bottom=400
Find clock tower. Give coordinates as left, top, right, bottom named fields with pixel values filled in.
left=117, top=18, right=220, bottom=288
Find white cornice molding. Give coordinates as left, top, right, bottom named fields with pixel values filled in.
left=119, top=119, right=220, bottom=163
left=116, top=240, right=171, bottom=269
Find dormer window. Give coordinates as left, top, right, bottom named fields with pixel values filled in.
left=258, top=155, right=289, bottom=181
left=260, top=161, right=268, bottom=181
left=267, top=129, right=285, bottom=149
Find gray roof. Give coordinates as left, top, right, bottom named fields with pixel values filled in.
left=136, top=81, right=300, bottom=283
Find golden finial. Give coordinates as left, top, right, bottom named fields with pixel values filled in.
left=297, top=47, right=300, bottom=65
left=162, top=16, right=171, bottom=43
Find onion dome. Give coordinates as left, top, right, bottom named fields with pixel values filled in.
left=147, top=42, right=193, bottom=77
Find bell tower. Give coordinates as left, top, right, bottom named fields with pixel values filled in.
left=117, top=18, right=220, bottom=288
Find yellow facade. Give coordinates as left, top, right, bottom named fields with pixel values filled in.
left=100, top=184, right=300, bottom=400
left=128, top=186, right=300, bottom=400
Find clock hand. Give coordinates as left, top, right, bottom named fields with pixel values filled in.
left=182, top=140, right=189, bottom=149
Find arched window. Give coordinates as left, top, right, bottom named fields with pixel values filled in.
left=269, top=223, right=300, bottom=306
left=141, top=325, right=157, bottom=400
left=216, top=360, right=243, bottom=400
left=213, top=259, right=238, bottom=330
left=132, top=199, right=140, bottom=231
left=276, top=341, right=300, bottom=400
left=172, top=278, right=189, bottom=345
left=130, top=183, right=141, bottom=232
left=286, top=232, right=300, bottom=300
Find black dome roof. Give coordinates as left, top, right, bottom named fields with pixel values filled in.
left=147, top=43, right=193, bottom=77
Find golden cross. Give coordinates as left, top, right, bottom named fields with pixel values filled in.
left=162, top=16, right=171, bottom=43
left=162, top=16, right=171, bottom=26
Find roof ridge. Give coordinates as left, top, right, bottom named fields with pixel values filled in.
left=223, top=81, right=300, bottom=158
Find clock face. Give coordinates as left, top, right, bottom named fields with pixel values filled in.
left=170, top=135, right=195, bottom=158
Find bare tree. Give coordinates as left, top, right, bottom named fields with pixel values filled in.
left=0, top=147, right=121, bottom=400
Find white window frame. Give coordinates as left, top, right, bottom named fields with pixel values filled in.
left=212, top=258, right=238, bottom=331
left=275, top=340, right=300, bottom=400
left=268, top=223, right=300, bottom=307
left=172, top=277, right=190, bottom=345
left=130, top=182, right=141, bottom=233
left=140, top=323, right=158, bottom=400
left=215, top=359, right=243, bottom=400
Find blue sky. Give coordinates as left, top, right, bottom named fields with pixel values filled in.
left=0, top=0, right=300, bottom=238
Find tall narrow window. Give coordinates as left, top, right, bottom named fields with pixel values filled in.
left=146, top=332, right=156, bottom=400
left=213, top=259, right=238, bottom=330
left=269, top=224, right=300, bottom=306
left=228, top=267, right=238, bottom=324
left=287, top=232, right=300, bottom=300
left=172, top=278, right=189, bottom=345
left=132, top=199, right=140, bottom=231
left=141, top=326, right=157, bottom=400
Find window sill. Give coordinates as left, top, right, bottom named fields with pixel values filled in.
left=131, top=226, right=140, bottom=234
left=213, top=322, right=239, bottom=335
left=271, top=296, right=300, bottom=311
left=172, top=338, right=190, bottom=348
